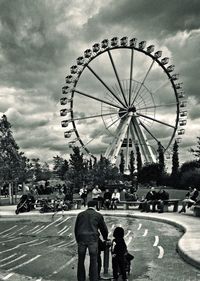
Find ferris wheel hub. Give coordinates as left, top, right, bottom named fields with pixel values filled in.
left=118, top=105, right=137, bottom=118
left=128, top=106, right=136, bottom=113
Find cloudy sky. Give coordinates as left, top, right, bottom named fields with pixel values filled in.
left=0, top=0, right=200, bottom=168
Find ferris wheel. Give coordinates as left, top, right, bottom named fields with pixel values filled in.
left=60, top=36, right=187, bottom=172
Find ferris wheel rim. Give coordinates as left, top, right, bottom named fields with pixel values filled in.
left=60, top=38, right=186, bottom=158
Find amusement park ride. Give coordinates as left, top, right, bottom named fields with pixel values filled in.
left=60, top=36, right=187, bottom=173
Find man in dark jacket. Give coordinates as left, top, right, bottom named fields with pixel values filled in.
left=157, top=189, right=169, bottom=213
left=141, top=187, right=157, bottom=212
left=74, top=200, right=108, bottom=281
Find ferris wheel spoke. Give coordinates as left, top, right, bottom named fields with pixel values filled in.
left=137, top=112, right=175, bottom=129
left=132, top=60, right=155, bottom=105
left=105, top=91, right=123, bottom=108
left=139, top=102, right=178, bottom=111
left=135, top=89, right=149, bottom=106
left=136, top=93, right=153, bottom=111
left=107, top=49, right=128, bottom=107
left=86, top=65, right=126, bottom=108
left=71, top=111, right=126, bottom=122
left=82, top=136, right=99, bottom=149
left=139, top=120, right=166, bottom=150
left=74, top=89, right=122, bottom=109
left=128, top=49, right=134, bottom=105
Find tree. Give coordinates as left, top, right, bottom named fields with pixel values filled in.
left=139, top=163, right=162, bottom=184
left=171, top=141, right=179, bottom=176
left=41, top=162, right=52, bottom=181
left=190, top=137, right=200, bottom=162
left=93, top=156, right=97, bottom=167
left=69, top=147, right=84, bottom=172
left=0, top=115, right=22, bottom=183
left=170, top=140, right=179, bottom=184
left=29, top=158, right=43, bottom=181
left=129, top=150, right=135, bottom=177
left=53, top=156, right=69, bottom=180
left=67, top=146, right=85, bottom=191
left=180, top=160, right=200, bottom=174
left=0, top=114, right=32, bottom=203
left=157, top=142, right=165, bottom=173
left=92, top=156, right=120, bottom=188
left=89, top=158, right=93, bottom=170
left=119, top=150, right=125, bottom=174
left=17, top=153, right=33, bottom=183
left=179, top=168, right=200, bottom=189
left=170, top=140, right=180, bottom=187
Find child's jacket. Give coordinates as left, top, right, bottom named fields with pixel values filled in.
left=112, top=238, right=127, bottom=256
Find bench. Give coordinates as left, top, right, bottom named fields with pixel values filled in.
left=193, top=205, right=200, bottom=217
left=162, top=199, right=180, bottom=212
left=72, top=198, right=82, bottom=209
left=117, top=199, right=180, bottom=212
left=117, top=200, right=141, bottom=210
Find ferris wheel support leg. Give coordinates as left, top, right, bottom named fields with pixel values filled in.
left=130, top=121, right=148, bottom=163
left=132, top=117, right=156, bottom=163
left=104, top=119, right=125, bottom=159
left=124, top=126, right=130, bottom=174
left=110, top=113, right=133, bottom=164
left=129, top=122, right=137, bottom=145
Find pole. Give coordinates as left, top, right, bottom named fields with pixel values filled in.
left=0, top=182, right=1, bottom=206
left=103, top=240, right=111, bottom=275
left=14, top=183, right=17, bottom=204
left=103, top=246, right=109, bottom=274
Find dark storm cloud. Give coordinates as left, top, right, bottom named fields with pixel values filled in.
left=0, top=0, right=72, bottom=92
left=82, top=0, right=200, bottom=41
left=164, top=30, right=200, bottom=102
left=189, top=106, right=200, bottom=120
left=15, top=126, right=67, bottom=152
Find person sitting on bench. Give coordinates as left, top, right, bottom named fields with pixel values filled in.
left=157, top=188, right=169, bottom=213
left=179, top=187, right=199, bottom=213
left=111, top=189, right=120, bottom=210
left=103, top=189, right=112, bottom=209
left=141, top=187, right=157, bottom=212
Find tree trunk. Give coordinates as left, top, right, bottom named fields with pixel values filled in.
left=9, top=182, right=12, bottom=205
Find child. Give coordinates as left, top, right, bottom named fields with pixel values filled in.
left=111, top=226, right=130, bottom=281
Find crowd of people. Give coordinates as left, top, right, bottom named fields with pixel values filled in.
left=77, top=184, right=200, bottom=215
left=13, top=179, right=200, bottom=216
left=78, top=184, right=166, bottom=212
left=80, top=184, right=139, bottom=211
left=15, top=181, right=74, bottom=214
